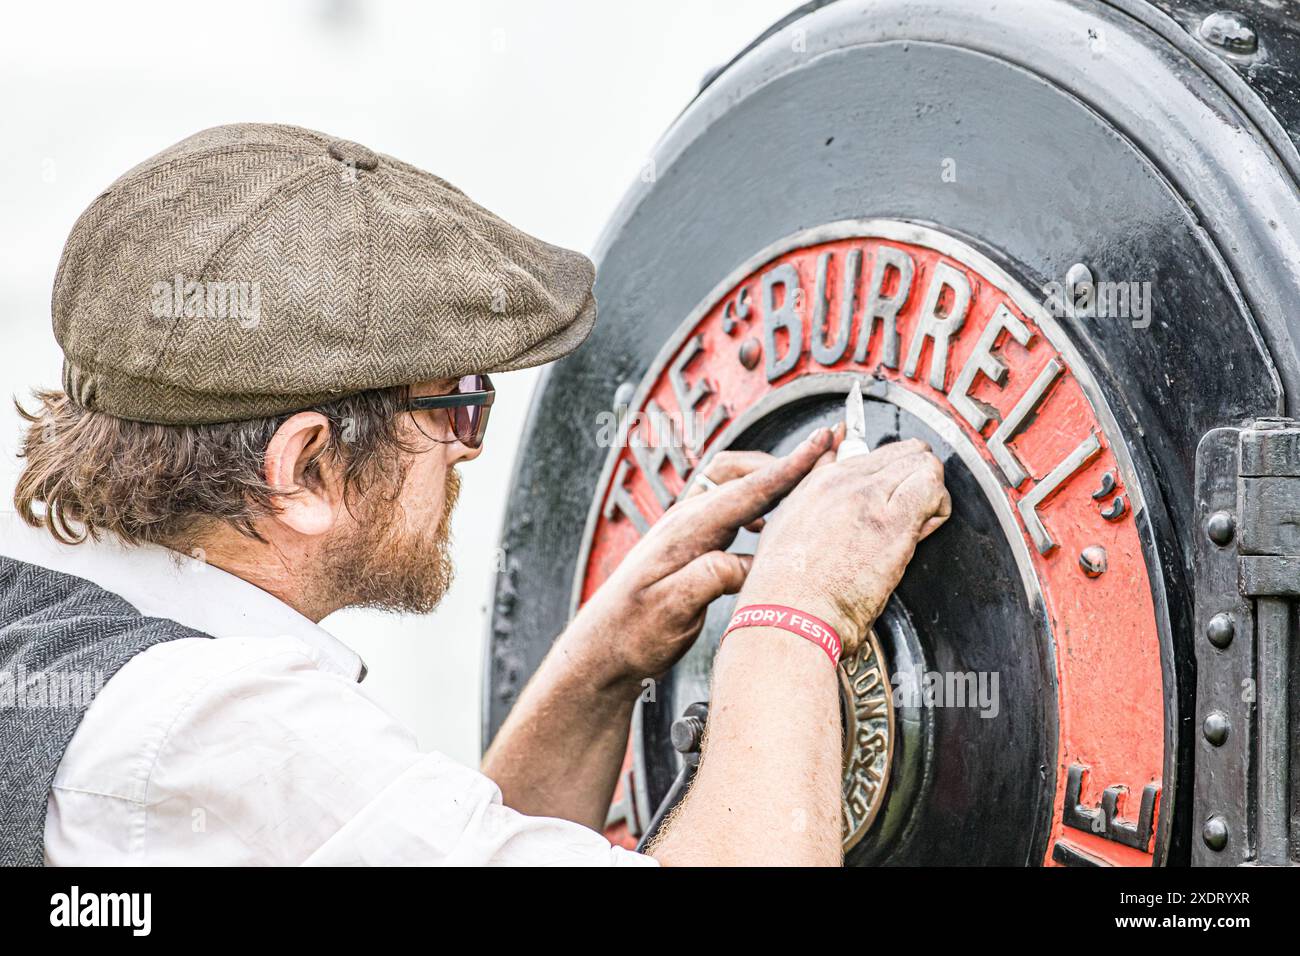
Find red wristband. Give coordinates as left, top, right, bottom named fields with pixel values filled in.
left=721, top=604, right=842, bottom=666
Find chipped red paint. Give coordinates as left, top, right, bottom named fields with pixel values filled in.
left=588, top=232, right=1165, bottom=865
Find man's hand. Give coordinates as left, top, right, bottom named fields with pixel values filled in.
left=481, top=427, right=833, bottom=829
left=740, top=438, right=950, bottom=654
left=648, top=437, right=950, bottom=866
left=560, top=428, right=837, bottom=694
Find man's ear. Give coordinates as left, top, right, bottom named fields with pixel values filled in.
left=262, top=412, right=341, bottom=536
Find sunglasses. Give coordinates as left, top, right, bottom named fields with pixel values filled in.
left=406, top=374, right=495, bottom=449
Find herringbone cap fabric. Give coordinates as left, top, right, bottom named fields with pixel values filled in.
left=53, top=123, right=597, bottom=424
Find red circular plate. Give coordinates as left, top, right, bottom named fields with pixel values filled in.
left=581, top=221, right=1167, bottom=866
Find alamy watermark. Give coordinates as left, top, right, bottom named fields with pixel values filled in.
left=150, top=275, right=261, bottom=329
left=892, top=669, right=1000, bottom=718
left=595, top=401, right=708, bottom=451
left=50, top=886, right=151, bottom=936
left=1042, top=275, right=1152, bottom=329
left=0, top=667, right=105, bottom=709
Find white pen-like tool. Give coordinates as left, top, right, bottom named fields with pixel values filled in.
left=837, top=380, right=871, bottom=461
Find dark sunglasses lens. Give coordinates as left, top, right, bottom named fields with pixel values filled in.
left=465, top=403, right=491, bottom=448
left=452, top=405, right=478, bottom=447
left=452, top=375, right=491, bottom=448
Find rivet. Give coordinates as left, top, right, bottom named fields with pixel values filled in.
left=1202, top=815, right=1229, bottom=851
left=738, top=337, right=762, bottom=371
left=612, top=381, right=635, bottom=411
left=1206, top=612, right=1235, bottom=649
left=1203, top=711, right=1230, bottom=746
left=1079, top=545, right=1107, bottom=578
left=1206, top=511, right=1235, bottom=546
left=1199, top=11, right=1258, bottom=55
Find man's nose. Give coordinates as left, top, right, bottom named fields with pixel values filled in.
left=449, top=440, right=483, bottom=464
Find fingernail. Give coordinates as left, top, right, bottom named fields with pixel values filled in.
left=807, top=426, right=830, bottom=444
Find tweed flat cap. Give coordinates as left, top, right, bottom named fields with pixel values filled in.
left=52, top=123, right=597, bottom=424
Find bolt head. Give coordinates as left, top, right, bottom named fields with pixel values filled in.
left=1203, top=711, right=1230, bottom=746
left=1206, top=612, right=1235, bottom=649
left=1079, top=545, right=1107, bottom=578
left=1202, top=815, right=1229, bottom=851
left=1065, top=262, right=1094, bottom=289
left=738, top=337, right=762, bottom=371
left=670, top=715, right=704, bottom=754
left=1206, top=511, right=1235, bottom=546
left=1200, top=12, right=1258, bottom=55
left=612, top=381, right=636, bottom=411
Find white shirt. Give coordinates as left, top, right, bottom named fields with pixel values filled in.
left=1, top=517, right=654, bottom=867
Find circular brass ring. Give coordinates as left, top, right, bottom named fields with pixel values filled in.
left=839, top=627, right=895, bottom=851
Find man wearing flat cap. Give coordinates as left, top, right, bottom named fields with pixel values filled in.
left=0, top=124, right=948, bottom=866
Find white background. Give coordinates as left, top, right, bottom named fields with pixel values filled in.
left=0, top=0, right=794, bottom=765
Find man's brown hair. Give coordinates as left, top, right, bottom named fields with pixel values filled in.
left=13, top=387, right=420, bottom=550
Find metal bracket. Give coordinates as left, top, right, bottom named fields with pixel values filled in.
left=1192, top=420, right=1297, bottom=865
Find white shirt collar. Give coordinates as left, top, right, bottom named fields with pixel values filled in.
left=0, top=513, right=365, bottom=682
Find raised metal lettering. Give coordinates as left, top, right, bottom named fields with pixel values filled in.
left=950, top=304, right=1035, bottom=433
left=761, top=263, right=803, bottom=381
left=1017, top=431, right=1102, bottom=554
left=853, top=245, right=914, bottom=368
left=989, top=358, right=1065, bottom=488
left=669, top=335, right=728, bottom=454
left=902, top=261, right=970, bottom=390
left=811, top=248, right=859, bottom=367
left=1062, top=764, right=1159, bottom=852
left=602, top=458, right=651, bottom=535
left=629, top=399, right=691, bottom=510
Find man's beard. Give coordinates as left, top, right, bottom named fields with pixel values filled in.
left=320, top=467, right=461, bottom=615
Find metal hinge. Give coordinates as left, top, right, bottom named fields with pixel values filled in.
left=1192, top=419, right=1298, bottom=866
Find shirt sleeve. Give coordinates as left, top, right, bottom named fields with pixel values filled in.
left=301, top=752, right=657, bottom=867
left=54, top=636, right=657, bottom=867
